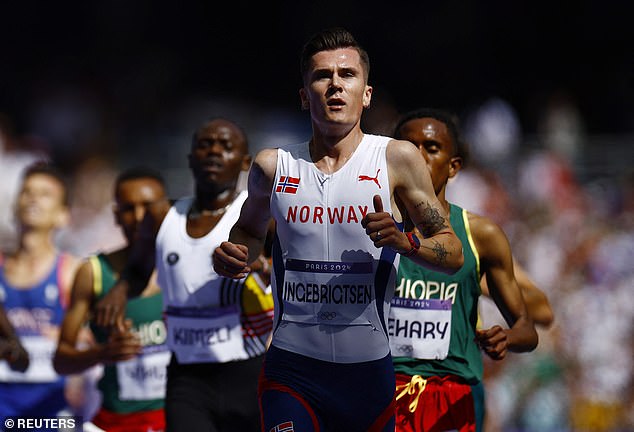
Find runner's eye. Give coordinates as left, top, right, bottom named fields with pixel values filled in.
left=424, top=143, right=440, bottom=154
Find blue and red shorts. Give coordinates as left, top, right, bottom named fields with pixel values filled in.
left=259, top=345, right=395, bottom=432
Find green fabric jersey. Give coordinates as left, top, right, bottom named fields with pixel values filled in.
left=392, top=204, right=483, bottom=384
left=89, top=254, right=167, bottom=413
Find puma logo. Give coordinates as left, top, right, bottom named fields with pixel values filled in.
left=358, top=169, right=381, bottom=189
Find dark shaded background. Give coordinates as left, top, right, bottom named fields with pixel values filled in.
left=2, top=1, right=632, bottom=139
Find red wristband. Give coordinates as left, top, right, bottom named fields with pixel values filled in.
left=402, top=231, right=420, bottom=256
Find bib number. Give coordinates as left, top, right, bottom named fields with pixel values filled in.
left=389, top=298, right=452, bottom=360
left=0, top=336, right=58, bottom=382
left=166, top=306, right=247, bottom=364
left=116, top=347, right=170, bottom=400
left=281, top=259, right=375, bottom=325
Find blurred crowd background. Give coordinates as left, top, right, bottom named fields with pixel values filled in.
left=1, top=1, right=632, bottom=431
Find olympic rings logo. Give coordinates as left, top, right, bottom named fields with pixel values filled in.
left=395, top=344, right=414, bottom=353
left=318, top=311, right=337, bottom=320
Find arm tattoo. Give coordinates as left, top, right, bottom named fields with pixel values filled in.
left=422, top=239, right=449, bottom=266
left=413, top=201, right=448, bottom=237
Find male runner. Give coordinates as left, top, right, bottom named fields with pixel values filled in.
left=213, top=28, right=464, bottom=431
left=95, top=118, right=274, bottom=431
left=0, top=162, right=79, bottom=423
left=54, top=167, right=171, bottom=432
left=389, top=108, right=540, bottom=432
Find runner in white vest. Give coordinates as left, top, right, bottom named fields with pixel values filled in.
left=93, top=118, right=273, bottom=432
left=270, top=135, right=396, bottom=363
left=213, top=27, right=464, bottom=432
left=159, top=190, right=265, bottom=363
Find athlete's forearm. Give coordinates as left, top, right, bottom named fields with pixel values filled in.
left=119, top=267, right=151, bottom=298
left=407, top=230, right=463, bottom=274
left=520, top=284, right=554, bottom=327
left=506, top=316, right=539, bottom=353
left=229, top=223, right=267, bottom=266
left=0, top=337, right=29, bottom=372
left=53, top=343, right=106, bottom=375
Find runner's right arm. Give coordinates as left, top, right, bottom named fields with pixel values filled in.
left=214, top=148, right=277, bottom=279
left=54, top=260, right=141, bottom=375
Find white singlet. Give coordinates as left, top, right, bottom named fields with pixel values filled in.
left=270, top=134, right=400, bottom=363
left=156, top=192, right=268, bottom=363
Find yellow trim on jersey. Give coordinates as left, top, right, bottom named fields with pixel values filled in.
left=88, top=256, right=103, bottom=298
left=242, top=272, right=274, bottom=314
left=461, top=208, right=480, bottom=284
left=461, top=208, right=483, bottom=329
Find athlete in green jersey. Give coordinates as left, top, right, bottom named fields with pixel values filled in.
left=88, top=254, right=167, bottom=420
left=389, top=109, right=541, bottom=432
left=54, top=167, right=171, bottom=431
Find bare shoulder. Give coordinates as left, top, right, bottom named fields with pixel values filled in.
left=74, top=258, right=94, bottom=280
left=68, top=258, right=96, bottom=303
left=386, top=138, right=427, bottom=188
left=61, top=253, right=82, bottom=285
left=467, top=211, right=510, bottom=256
left=247, top=148, right=279, bottom=200
left=253, top=148, right=279, bottom=179
left=386, top=138, right=420, bottom=165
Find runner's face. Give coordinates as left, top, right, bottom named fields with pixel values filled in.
left=16, top=174, right=67, bottom=230
left=397, top=118, right=457, bottom=194
left=114, top=178, right=167, bottom=243
left=300, top=48, right=372, bottom=131
left=189, top=120, right=250, bottom=189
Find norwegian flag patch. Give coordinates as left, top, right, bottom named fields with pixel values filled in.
left=270, top=421, right=294, bottom=432
left=276, top=176, right=300, bottom=194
